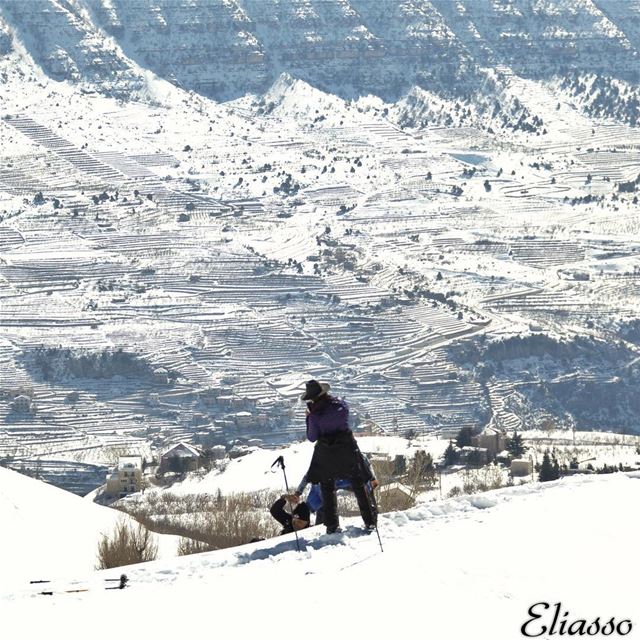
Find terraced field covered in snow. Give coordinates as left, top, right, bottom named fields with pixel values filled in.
left=3, top=1, right=640, bottom=493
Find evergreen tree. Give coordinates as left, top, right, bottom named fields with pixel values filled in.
left=539, top=451, right=560, bottom=482
left=539, top=452, right=553, bottom=481
left=506, top=431, right=526, bottom=458
left=409, top=450, right=437, bottom=488
left=455, top=426, right=474, bottom=448
left=393, top=454, right=407, bottom=476
left=443, top=440, right=459, bottom=466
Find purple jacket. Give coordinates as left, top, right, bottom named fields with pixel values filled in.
left=306, top=395, right=350, bottom=442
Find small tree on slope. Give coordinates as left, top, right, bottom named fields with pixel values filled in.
left=408, top=450, right=437, bottom=489
left=538, top=451, right=560, bottom=482
left=506, top=431, right=526, bottom=458
left=455, top=426, right=474, bottom=448
left=443, top=440, right=459, bottom=466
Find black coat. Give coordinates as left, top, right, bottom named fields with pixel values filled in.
left=306, top=430, right=372, bottom=485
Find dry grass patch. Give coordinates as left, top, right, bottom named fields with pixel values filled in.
left=114, top=490, right=281, bottom=553
left=96, top=519, right=158, bottom=569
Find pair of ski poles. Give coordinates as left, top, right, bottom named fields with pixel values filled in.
left=270, top=455, right=383, bottom=553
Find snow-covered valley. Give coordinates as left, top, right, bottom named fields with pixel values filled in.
left=1, top=4, right=640, bottom=634
left=4, top=14, right=640, bottom=487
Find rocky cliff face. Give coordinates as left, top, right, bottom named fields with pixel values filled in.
left=0, top=15, right=11, bottom=56
left=1, top=1, right=639, bottom=114
left=432, top=0, right=638, bottom=80
left=0, top=0, right=142, bottom=96
left=85, top=0, right=268, bottom=98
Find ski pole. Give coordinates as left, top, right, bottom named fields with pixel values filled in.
left=355, top=447, right=384, bottom=553
left=271, top=456, right=301, bottom=552
left=367, top=483, right=384, bottom=553
left=30, top=574, right=128, bottom=586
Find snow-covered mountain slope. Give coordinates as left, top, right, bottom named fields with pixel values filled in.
left=0, top=0, right=638, bottom=101
left=3, top=38, right=640, bottom=480
left=0, top=0, right=144, bottom=97
left=3, top=472, right=639, bottom=640
left=0, top=466, right=178, bottom=587
left=4, top=2, right=640, bottom=486
left=0, top=13, right=11, bottom=56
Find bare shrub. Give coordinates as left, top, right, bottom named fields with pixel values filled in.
left=96, top=519, right=158, bottom=569
left=447, top=486, right=463, bottom=498
left=177, top=537, right=214, bottom=556
left=483, top=464, right=505, bottom=490
left=197, top=492, right=279, bottom=549
left=113, top=490, right=280, bottom=551
left=362, top=456, right=425, bottom=513
left=375, top=486, right=415, bottom=513
left=454, top=465, right=506, bottom=497
left=370, top=457, right=395, bottom=484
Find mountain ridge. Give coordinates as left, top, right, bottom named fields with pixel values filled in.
left=0, top=0, right=638, bottom=103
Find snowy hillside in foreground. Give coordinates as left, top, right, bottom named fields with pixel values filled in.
left=3, top=472, right=639, bottom=640
left=0, top=466, right=179, bottom=588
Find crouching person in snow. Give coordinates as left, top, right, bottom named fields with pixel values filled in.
left=300, top=379, right=377, bottom=534
left=269, top=494, right=311, bottom=535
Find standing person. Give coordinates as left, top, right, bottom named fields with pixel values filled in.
left=292, top=457, right=379, bottom=526
left=301, top=379, right=377, bottom=534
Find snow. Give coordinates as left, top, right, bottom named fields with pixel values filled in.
left=2, top=471, right=639, bottom=640
left=0, top=466, right=179, bottom=589
left=1, top=4, right=640, bottom=635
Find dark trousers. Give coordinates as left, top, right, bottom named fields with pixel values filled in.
left=320, top=477, right=377, bottom=531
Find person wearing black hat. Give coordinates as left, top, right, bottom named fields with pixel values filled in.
left=300, top=379, right=377, bottom=534
left=269, top=494, right=312, bottom=535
